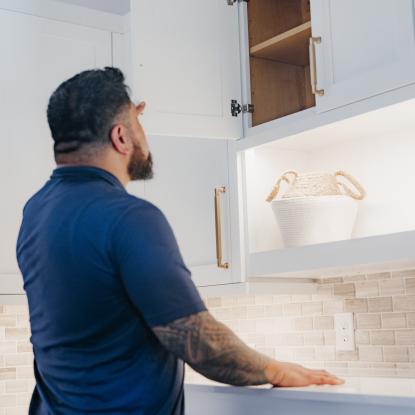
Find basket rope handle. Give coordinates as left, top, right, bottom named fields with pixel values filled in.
left=266, top=170, right=298, bottom=203
left=334, top=171, right=366, bottom=200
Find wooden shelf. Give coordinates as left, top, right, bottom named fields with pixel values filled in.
left=248, top=231, right=415, bottom=278
left=250, top=21, right=311, bottom=66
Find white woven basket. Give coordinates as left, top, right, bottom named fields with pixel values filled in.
left=266, top=170, right=366, bottom=248
left=271, top=195, right=358, bottom=247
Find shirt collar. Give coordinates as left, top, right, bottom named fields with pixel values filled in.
left=51, top=166, right=125, bottom=191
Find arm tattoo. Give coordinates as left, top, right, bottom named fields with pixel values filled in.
left=152, top=311, right=273, bottom=386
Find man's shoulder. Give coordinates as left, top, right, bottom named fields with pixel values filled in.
left=116, top=193, right=161, bottom=215
left=109, top=192, right=167, bottom=228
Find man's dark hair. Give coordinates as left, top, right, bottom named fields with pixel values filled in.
left=47, top=67, right=131, bottom=158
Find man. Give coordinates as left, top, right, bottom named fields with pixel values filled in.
left=17, top=67, right=343, bottom=415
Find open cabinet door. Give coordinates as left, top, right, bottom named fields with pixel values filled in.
left=130, top=0, right=243, bottom=139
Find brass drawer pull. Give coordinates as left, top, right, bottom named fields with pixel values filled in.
left=214, top=187, right=229, bottom=269
left=309, top=36, right=325, bottom=96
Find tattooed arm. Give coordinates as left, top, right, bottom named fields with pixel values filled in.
left=152, top=311, right=343, bottom=387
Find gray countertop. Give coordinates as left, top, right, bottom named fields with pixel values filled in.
left=185, top=377, right=415, bottom=415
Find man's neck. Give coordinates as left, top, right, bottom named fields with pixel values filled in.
left=56, top=159, right=129, bottom=187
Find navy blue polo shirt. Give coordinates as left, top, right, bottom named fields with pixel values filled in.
left=16, top=166, right=206, bottom=415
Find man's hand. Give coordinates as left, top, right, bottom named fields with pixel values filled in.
left=265, top=361, right=344, bottom=387
left=153, top=311, right=344, bottom=387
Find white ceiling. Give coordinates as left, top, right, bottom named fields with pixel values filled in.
left=53, top=0, right=130, bottom=15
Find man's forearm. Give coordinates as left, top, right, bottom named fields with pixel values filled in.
left=153, top=311, right=274, bottom=386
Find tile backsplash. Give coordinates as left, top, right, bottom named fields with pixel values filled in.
left=0, top=304, right=34, bottom=414
left=188, top=268, right=415, bottom=383
left=1, top=268, right=415, bottom=412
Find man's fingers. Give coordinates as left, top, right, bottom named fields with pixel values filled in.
left=310, top=374, right=344, bottom=385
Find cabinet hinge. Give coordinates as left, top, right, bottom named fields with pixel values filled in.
left=227, top=0, right=249, bottom=5
left=231, top=100, right=254, bottom=117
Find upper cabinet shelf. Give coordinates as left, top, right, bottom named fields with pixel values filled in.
left=250, top=21, right=311, bottom=66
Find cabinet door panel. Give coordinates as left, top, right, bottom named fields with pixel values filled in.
left=144, top=136, right=232, bottom=287
left=312, top=0, right=415, bottom=112
left=130, top=0, right=242, bottom=139
left=0, top=10, right=111, bottom=289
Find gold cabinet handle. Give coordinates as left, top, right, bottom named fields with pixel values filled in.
left=309, top=36, right=325, bottom=96
left=214, top=186, right=229, bottom=269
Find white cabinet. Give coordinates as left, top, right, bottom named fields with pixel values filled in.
left=0, top=9, right=112, bottom=292
left=139, top=136, right=236, bottom=287
left=129, top=0, right=242, bottom=139
left=237, top=0, right=415, bottom=133
left=311, top=0, right=415, bottom=112
left=129, top=0, right=415, bottom=137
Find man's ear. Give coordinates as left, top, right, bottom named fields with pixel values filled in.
left=110, top=124, right=130, bottom=155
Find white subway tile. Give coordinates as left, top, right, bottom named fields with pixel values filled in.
left=370, top=330, right=395, bottom=345
left=323, top=331, right=336, bottom=345
left=315, top=346, right=335, bottom=361
left=313, top=316, right=334, bottom=330
left=294, top=347, right=315, bottom=361
left=264, top=304, right=283, bottom=317
left=356, top=313, right=381, bottom=329
left=379, top=279, right=405, bottom=296
left=391, top=269, right=415, bottom=279
left=0, top=369, right=16, bottom=381
left=255, top=319, right=275, bottom=334
left=382, top=312, right=406, bottom=329
left=394, top=296, right=415, bottom=311
left=358, top=346, right=383, bottom=362
left=344, top=299, right=368, bottom=313
left=304, top=332, right=324, bottom=346
left=282, top=303, right=301, bottom=316
left=395, top=329, right=415, bottom=345
left=5, top=329, right=29, bottom=341
left=405, top=278, right=415, bottom=295
left=343, top=274, right=366, bottom=282
left=0, top=395, right=16, bottom=408
left=246, top=305, right=265, bottom=319
left=283, top=333, right=304, bottom=346
left=206, top=297, right=222, bottom=308
left=334, top=283, right=355, bottom=298
left=301, top=302, right=323, bottom=316
left=323, top=300, right=344, bottom=314
left=407, top=312, right=415, bottom=328
left=237, top=295, right=255, bottom=306
left=294, top=317, right=313, bottom=331
left=366, top=272, right=390, bottom=280
left=355, top=330, right=370, bottom=345
left=4, top=354, right=33, bottom=367
left=368, top=297, right=393, bottom=312
left=5, top=380, right=29, bottom=393
left=221, top=296, right=237, bottom=307
left=254, top=295, right=273, bottom=305
left=383, top=346, right=409, bottom=362
left=16, top=367, right=33, bottom=380
left=355, top=281, right=379, bottom=298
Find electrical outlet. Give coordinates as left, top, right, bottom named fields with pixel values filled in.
left=334, top=313, right=355, bottom=352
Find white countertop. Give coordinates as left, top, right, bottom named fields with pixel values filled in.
left=274, top=376, right=415, bottom=398
left=186, top=376, right=415, bottom=403
left=185, top=378, right=415, bottom=415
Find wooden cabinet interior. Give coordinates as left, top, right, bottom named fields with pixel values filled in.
left=248, top=0, right=315, bottom=126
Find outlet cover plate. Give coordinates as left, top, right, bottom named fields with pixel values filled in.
left=334, top=313, right=355, bottom=352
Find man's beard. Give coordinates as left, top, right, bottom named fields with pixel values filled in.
left=128, top=142, right=154, bottom=181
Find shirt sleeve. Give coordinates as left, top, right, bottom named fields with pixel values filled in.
left=111, top=199, right=206, bottom=327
